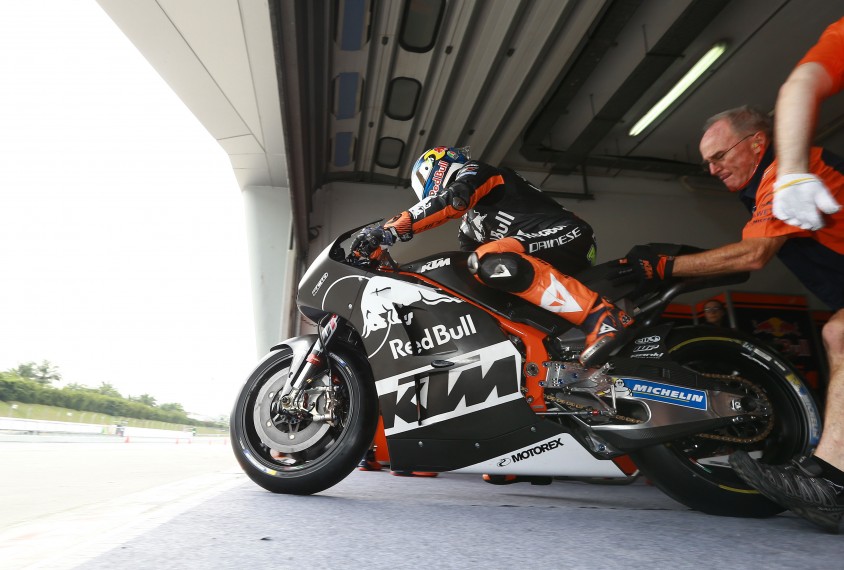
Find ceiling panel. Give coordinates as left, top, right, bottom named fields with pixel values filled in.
left=272, top=0, right=844, bottom=202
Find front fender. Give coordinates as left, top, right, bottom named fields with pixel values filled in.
left=269, top=334, right=319, bottom=383
left=270, top=334, right=319, bottom=354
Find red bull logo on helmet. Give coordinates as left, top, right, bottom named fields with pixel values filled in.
left=429, top=160, right=450, bottom=196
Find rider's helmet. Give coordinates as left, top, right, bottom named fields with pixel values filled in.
left=410, top=146, right=470, bottom=201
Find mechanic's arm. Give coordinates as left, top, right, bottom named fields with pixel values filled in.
left=775, top=62, right=834, bottom=174
left=672, top=236, right=788, bottom=277
left=773, top=62, right=841, bottom=230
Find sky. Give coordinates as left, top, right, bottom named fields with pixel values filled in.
left=0, top=2, right=257, bottom=419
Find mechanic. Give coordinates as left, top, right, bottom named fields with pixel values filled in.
left=613, top=102, right=844, bottom=532
left=732, top=16, right=844, bottom=534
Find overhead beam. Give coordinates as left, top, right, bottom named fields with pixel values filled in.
left=520, top=0, right=730, bottom=174
left=269, top=1, right=332, bottom=256
left=520, top=0, right=642, bottom=163
left=552, top=0, right=730, bottom=173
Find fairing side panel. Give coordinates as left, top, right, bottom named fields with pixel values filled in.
left=454, top=434, right=627, bottom=477
left=375, top=340, right=524, bottom=437
left=375, top=339, right=588, bottom=472
left=298, top=241, right=370, bottom=324
left=349, top=272, right=511, bottom=379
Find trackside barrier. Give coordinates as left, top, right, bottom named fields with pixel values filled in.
left=0, top=417, right=107, bottom=435
left=121, top=426, right=194, bottom=442
left=0, top=417, right=228, bottom=443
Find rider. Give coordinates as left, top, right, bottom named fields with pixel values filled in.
left=352, top=146, right=634, bottom=367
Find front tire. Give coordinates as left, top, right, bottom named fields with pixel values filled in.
left=629, top=327, right=822, bottom=517
left=230, top=345, right=378, bottom=495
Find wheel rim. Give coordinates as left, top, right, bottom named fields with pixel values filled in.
left=238, top=354, right=354, bottom=473
left=664, top=337, right=811, bottom=490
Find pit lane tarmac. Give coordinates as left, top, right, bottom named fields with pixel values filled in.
left=1, top=439, right=843, bottom=569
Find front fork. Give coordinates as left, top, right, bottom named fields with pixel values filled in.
left=279, top=314, right=340, bottom=408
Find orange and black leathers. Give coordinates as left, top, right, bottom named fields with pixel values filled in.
left=386, top=161, right=602, bottom=327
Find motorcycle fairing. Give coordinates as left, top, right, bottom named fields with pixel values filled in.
left=385, top=401, right=628, bottom=476
left=349, top=272, right=513, bottom=375
left=297, top=236, right=371, bottom=325
left=615, top=322, right=674, bottom=361
left=374, top=339, right=581, bottom=472
left=375, top=340, right=524, bottom=436
left=453, top=434, right=627, bottom=477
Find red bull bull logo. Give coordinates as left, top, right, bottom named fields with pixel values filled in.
left=360, top=276, right=463, bottom=357
left=752, top=317, right=800, bottom=338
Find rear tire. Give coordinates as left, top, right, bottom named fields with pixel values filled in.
left=230, top=345, right=378, bottom=495
left=629, top=327, right=821, bottom=517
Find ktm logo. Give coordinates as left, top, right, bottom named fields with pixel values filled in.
left=418, top=258, right=451, bottom=272
left=376, top=343, right=522, bottom=435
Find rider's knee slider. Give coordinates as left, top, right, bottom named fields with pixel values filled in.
left=470, top=252, right=535, bottom=293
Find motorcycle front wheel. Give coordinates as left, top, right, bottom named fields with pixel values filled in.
left=629, top=326, right=822, bottom=518
left=230, top=345, right=378, bottom=495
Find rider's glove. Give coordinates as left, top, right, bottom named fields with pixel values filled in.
left=611, top=245, right=675, bottom=286
left=773, top=173, right=841, bottom=231
left=383, top=211, right=414, bottom=242
left=350, top=225, right=397, bottom=261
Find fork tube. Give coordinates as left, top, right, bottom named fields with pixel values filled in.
left=280, top=314, right=340, bottom=401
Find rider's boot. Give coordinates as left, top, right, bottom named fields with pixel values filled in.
left=358, top=447, right=382, bottom=471
left=391, top=470, right=439, bottom=477
left=482, top=474, right=553, bottom=485
left=578, top=297, right=634, bottom=367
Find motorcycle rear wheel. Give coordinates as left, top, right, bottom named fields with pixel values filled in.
left=629, top=327, right=821, bottom=518
left=230, top=345, right=378, bottom=495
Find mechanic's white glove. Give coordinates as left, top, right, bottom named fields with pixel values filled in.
left=773, top=173, right=841, bottom=231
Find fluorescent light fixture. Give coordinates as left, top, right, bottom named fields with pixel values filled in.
left=628, top=41, right=728, bottom=137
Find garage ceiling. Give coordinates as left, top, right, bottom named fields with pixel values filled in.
left=96, top=0, right=844, bottom=254
left=273, top=0, right=844, bottom=227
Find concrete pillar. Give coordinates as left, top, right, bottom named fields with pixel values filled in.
left=242, top=185, right=297, bottom=357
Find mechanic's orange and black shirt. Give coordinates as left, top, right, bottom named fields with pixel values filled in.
left=738, top=147, right=844, bottom=310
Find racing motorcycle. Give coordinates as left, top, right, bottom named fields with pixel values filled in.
left=231, top=223, right=822, bottom=518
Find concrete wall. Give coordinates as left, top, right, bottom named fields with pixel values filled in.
left=306, top=176, right=820, bottom=310
left=243, top=185, right=297, bottom=354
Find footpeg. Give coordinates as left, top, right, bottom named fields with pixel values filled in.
left=540, top=361, right=589, bottom=388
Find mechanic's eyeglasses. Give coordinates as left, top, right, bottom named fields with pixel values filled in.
left=701, top=133, right=754, bottom=171
left=703, top=306, right=723, bottom=313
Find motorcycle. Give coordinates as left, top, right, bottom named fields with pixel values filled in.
left=231, top=223, right=822, bottom=517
